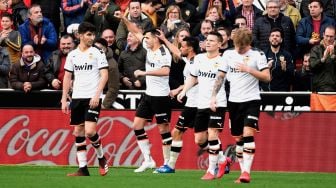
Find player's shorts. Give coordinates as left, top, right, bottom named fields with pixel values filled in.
left=70, top=98, right=102, bottom=125
left=135, top=94, right=171, bottom=124
left=194, top=107, right=226, bottom=133
left=228, top=100, right=261, bottom=136
left=175, top=106, right=198, bottom=132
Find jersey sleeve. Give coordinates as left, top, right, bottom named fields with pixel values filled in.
left=189, top=55, right=200, bottom=77
left=219, top=54, right=229, bottom=73
left=97, top=50, right=109, bottom=69
left=257, top=51, right=269, bottom=71
left=160, top=47, right=172, bottom=68
left=64, top=52, right=74, bottom=72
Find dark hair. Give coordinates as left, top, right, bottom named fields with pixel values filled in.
left=208, top=31, right=223, bottom=43
left=270, top=27, right=284, bottom=38
left=1, top=12, right=13, bottom=21
left=182, top=36, right=199, bottom=53
left=144, top=28, right=160, bottom=37
left=309, top=0, right=324, bottom=8
left=94, top=38, right=108, bottom=48
left=78, top=22, right=96, bottom=34
left=217, top=27, right=231, bottom=37
left=235, top=15, right=247, bottom=23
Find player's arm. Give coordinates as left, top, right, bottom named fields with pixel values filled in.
left=156, top=29, right=181, bottom=59
left=90, top=68, right=108, bottom=108
left=210, top=71, right=226, bottom=112
left=177, top=75, right=197, bottom=103
left=117, top=13, right=143, bottom=41
left=237, top=63, right=271, bottom=83
left=134, top=66, right=170, bottom=77
left=61, top=71, right=73, bottom=114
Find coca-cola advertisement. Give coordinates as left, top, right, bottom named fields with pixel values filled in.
left=0, top=109, right=335, bottom=172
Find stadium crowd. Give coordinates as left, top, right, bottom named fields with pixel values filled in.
left=0, top=0, right=335, bottom=97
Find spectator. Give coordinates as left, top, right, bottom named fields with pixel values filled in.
left=84, top=0, right=121, bottom=36
left=44, top=35, right=75, bottom=90
left=160, top=4, right=189, bottom=42
left=199, top=0, right=236, bottom=23
left=309, top=25, right=336, bottom=92
left=141, top=0, right=162, bottom=27
left=61, top=0, right=93, bottom=29
left=230, top=15, right=248, bottom=42
left=234, top=0, right=263, bottom=31
left=301, top=0, right=336, bottom=20
left=195, top=19, right=214, bottom=52
left=217, top=27, right=232, bottom=54
left=296, top=0, right=335, bottom=59
left=294, top=53, right=312, bottom=91
left=0, top=46, right=10, bottom=88
left=66, top=23, right=80, bottom=46
left=253, top=0, right=296, bottom=56
left=279, top=0, right=301, bottom=29
left=19, top=4, right=58, bottom=63
left=0, top=13, right=21, bottom=64
left=9, top=44, right=47, bottom=92
left=172, top=0, right=199, bottom=29
left=93, top=38, right=119, bottom=109
left=261, top=27, right=295, bottom=91
left=8, top=0, right=29, bottom=29
left=118, top=31, right=146, bottom=90
left=115, top=0, right=153, bottom=50
left=31, top=0, right=61, bottom=36
left=101, top=28, right=119, bottom=61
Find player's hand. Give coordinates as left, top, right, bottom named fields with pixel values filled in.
left=61, top=100, right=70, bottom=114
left=177, top=91, right=185, bottom=103
left=210, top=96, right=217, bottom=112
left=155, top=29, right=167, bottom=41
left=236, top=62, right=251, bottom=73
left=169, top=88, right=180, bottom=98
left=89, top=96, right=100, bottom=109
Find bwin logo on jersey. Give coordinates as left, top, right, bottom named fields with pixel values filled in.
left=74, top=63, right=93, bottom=71
left=198, top=71, right=216, bottom=78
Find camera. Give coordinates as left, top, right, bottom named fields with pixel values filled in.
left=233, top=24, right=240, bottom=29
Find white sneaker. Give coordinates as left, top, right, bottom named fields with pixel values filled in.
left=134, top=160, right=156, bottom=173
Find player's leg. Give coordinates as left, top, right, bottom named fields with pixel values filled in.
left=85, top=99, right=108, bottom=176
left=67, top=99, right=90, bottom=176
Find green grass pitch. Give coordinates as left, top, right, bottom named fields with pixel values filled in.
left=0, top=165, right=335, bottom=188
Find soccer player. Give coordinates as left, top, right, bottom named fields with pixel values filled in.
left=117, top=14, right=173, bottom=173
left=210, top=28, right=271, bottom=183
left=153, top=31, right=199, bottom=173
left=61, top=22, right=109, bottom=176
left=177, top=31, right=230, bottom=180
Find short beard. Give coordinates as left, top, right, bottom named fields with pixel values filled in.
left=271, top=43, right=280, bottom=48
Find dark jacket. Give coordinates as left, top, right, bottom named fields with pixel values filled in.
left=253, top=13, right=296, bottom=56
left=19, top=18, right=58, bottom=63
left=61, top=0, right=89, bottom=28
left=11, top=1, right=28, bottom=29
left=115, top=13, right=153, bottom=50
left=118, top=44, right=146, bottom=89
left=0, top=47, right=10, bottom=88
left=9, top=55, right=47, bottom=90
left=84, top=2, right=120, bottom=35
left=44, top=49, right=62, bottom=84
left=103, top=47, right=120, bottom=109
left=173, top=1, right=199, bottom=29
left=261, top=48, right=295, bottom=91
left=296, top=14, right=335, bottom=57
left=309, top=43, right=336, bottom=92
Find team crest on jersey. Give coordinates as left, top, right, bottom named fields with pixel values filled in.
left=89, top=53, right=93, bottom=59
left=243, top=56, right=249, bottom=64
left=214, top=62, right=219, bottom=68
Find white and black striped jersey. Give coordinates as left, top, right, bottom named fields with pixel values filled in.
left=144, top=45, right=172, bottom=96
left=182, top=57, right=198, bottom=107
left=64, top=47, right=108, bottom=99
left=190, top=53, right=227, bottom=109
left=220, top=48, right=268, bottom=102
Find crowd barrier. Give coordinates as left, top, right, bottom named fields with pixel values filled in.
left=0, top=90, right=335, bottom=172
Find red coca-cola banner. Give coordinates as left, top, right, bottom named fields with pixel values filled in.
left=0, top=109, right=335, bottom=172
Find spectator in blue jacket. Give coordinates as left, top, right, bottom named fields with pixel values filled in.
left=18, top=4, right=57, bottom=63
left=296, top=0, right=335, bottom=59
left=61, top=0, right=93, bottom=29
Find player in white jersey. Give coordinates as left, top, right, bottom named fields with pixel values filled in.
left=61, top=22, right=109, bottom=176
left=118, top=14, right=173, bottom=173
left=210, top=28, right=271, bottom=183
left=177, top=31, right=231, bottom=180
left=153, top=32, right=199, bottom=173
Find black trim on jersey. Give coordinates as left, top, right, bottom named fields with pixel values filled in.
left=65, top=69, right=73, bottom=73
left=159, top=46, right=166, bottom=56
left=99, top=66, right=109, bottom=70
left=218, top=70, right=227, bottom=73
left=259, top=67, right=269, bottom=71
left=190, top=73, right=197, bottom=77
left=161, top=65, right=171, bottom=68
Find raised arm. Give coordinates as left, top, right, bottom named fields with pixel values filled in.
left=117, top=14, right=143, bottom=42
